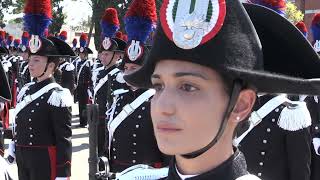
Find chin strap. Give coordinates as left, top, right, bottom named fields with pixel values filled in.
left=181, top=80, right=243, bottom=159
left=106, top=52, right=116, bottom=67
left=35, top=62, right=49, bottom=80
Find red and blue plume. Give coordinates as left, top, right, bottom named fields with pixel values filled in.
left=72, top=38, right=77, bottom=48
left=23, top=0, right=52, bottom=37
left=59, top=30, right=68, bottom=41
left=124, top=0, right=157, bottom=44
left=251, top=0, right=286, bottom=16
left=14, top=39, right=21, bottom=48
left=116, top=31, right=123, bottom=39
left=80, top=33, right=88, bottom=47
left=100, top=8, right=120, bottom=38
left=0, top=30, right=5, bottom=43
left=22, top=31, right=30, bottom=47
left=295, top=21, right=308, bottom=37
left=7, top=35, right=13, bottom=46
left=312, top=13, right=320, bottom=42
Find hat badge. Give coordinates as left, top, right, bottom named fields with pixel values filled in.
left=21, top=45, right=27, bottom=52
left=102, top=37, right=112, bottom=50
left=29, top=35, right=42, bottom=53
left=161, top=0, right=226, bottom=49
left=127, top=40, right=144, bottom=61
left=80, top=47, right=85, bottom=53
left=314, top=40, right=320, bottom=53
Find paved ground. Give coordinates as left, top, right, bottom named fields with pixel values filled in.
left=4, top=103, right=90, bottom=180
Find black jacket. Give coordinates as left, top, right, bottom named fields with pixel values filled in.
left=15, top=78, right=73, bottom=177
left=239, top=95, right=311, bottom=180
left=108, top=89, right=168, bottom=172
left=162, top=150, right=252, bottom=180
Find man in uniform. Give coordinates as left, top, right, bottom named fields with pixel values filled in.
left=93, top=8, right=128, bottom=157
left=76, top=33, right=93, bottom=128
left=237, top=1, right=312, bottom=180
left=104, top=0, right=169, bottom=175
left=55, top=31, right=76, bottom=94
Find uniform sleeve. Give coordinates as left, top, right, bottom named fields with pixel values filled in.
left=61, top=70, right=76, bottom=95
left=50, top=106, right=72, bottom=177
left=286, top=128, right=311, bottom=180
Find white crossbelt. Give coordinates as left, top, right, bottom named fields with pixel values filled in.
left=93, top=68, right=120, bottom=98
left=233, top=94, right=288, bottom=146
left=58, top=61, right=69, bottom=71
left=115, top=164, right=169, bottom=180
left=107, top=89, right=155, bottom=156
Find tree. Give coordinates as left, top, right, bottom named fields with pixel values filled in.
left=89, top=0, right=163, bottom=50
left=0, top=0, right=14, bottom=28
left=285, top=2, right=304, bottom=24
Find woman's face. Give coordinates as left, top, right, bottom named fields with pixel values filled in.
left=28, top=55, right=48, bottom=78
left=151, top=60, right=230, bottom=155
left=100, top=50, right=114, bottom=66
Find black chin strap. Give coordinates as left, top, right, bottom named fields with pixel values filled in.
left=35, top=62, right=49, bottom=80
left=106, top=52, right=116, bottom=67
left=182, top=80, right=243, bottom=159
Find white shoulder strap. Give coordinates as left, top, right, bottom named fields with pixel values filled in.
left=233, top=95, right=288, bottom=146
left=107, top=89, right=155, bottom=156
left=93, top=68, right=120, bottom=97
left=15, top=83, right=61, bottom=116
left=235, top=174, right=261, bottom=180
left=58, top=62, right=69, bottom=71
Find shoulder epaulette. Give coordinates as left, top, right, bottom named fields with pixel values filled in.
left=47, top=87, right=73, bottom=107
left=65, top=63, right=75, bottom=71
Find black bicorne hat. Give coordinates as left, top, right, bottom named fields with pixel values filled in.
left=47, top=36, right=76, bottom=57
left=99, top=38, right=127, bottom=53
left=0, top=62, right=11, bottom=102
left=124, top=0, right=320, bottom=96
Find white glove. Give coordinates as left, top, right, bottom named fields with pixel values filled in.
left=55, top=177, right=69, bottom=180
left=313, top=138, right=320, bottom=155
left=87, top=89, right=93, bottom=99
left=116, top=164, right=169, bottom=180
left=5, top=140, right=16, bottom=164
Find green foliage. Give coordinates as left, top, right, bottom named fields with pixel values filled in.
left=285, top=2, right=304, bottom=24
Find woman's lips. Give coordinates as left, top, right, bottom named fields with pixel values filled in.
left=156, top=122, right=182, bottom=133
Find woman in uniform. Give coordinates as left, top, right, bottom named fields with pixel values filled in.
left=123, top=0, right=320, bottom=179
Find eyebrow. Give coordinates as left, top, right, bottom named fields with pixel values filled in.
left=151, top=72, right=209, bottom=80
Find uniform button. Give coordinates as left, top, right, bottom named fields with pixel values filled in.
left=30, top=134, right=33, bottom=138
left=259, top=162, right=264, bottom=166
left=138, top=115, right=142, bottom=119
left=133, top=134, right=137, bottom=137
left=142, top=107, right=145, bottom=110
left=113, top=148, right=116, bottom=151
left=15, top=116, right=18, bottom=119
left=29, top=127, right=32, bottom=130
left=261, top=151, right=265, bottom=156
left=133, top=142, right=137, bottom=146
left=132, top=160, right=136, bottom=163
left=36, top=103, right=39, bottom=106
left=41, top=96, right=44, bottom=99
left=275, top=108, right=279, bottom=112
left=31, top=110, right=34, bottom=113
left=113, top=138, right=116, bottom=142
left=14, top=132, right=17, bottom=135
left=28, top=119, right=32, bottom=122
left=115, top=111, right=118, bottom=114
left=29, top=142, right=32, bottom=145
left=266, top=128, right=271, bottom=132
left=258, top=173, right=262, bottom=177
left=14, top=140, right=17, bottom=143
left=272, top=119, right=276, bottom=122
left=117, top=103, right=120, bottom=106
left=120, top=96, right=123, bottom=99
left=114, top=156, right=117, bottom=159
left=111, top=84, right=114, bottom=86
left=263, top=140, right=267, bottom=144
left=315, top=126, right=319, bottom=130
left=136, top=125, right=139, bottom=128
left=133, top=151, right=137, bottom=155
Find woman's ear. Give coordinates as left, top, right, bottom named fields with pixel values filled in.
left=230, top=89, right=257, bottom=123
left=47, top=62, right=56, bottom=73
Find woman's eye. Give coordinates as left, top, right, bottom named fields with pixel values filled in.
left=152, top=83, right=163, bottom=92
left=180, top=83, right=198, bottom=92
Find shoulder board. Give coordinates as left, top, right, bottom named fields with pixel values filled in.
left=278, top=101, right=312, bottom=131
left=236, top=174, right=261, bottom=180
left=17, top=82, right=35, bottom=102
left=65, top=63, right=75, bottom=71
left=47, top=87, right=73, bottom=107
left=112, top=89, right=129, bottom=96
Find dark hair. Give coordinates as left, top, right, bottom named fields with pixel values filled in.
left=47, top=56, right=60, bottom=71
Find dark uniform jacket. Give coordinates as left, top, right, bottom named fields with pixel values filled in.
left=108, top=88, right=167, bottom=172
left=161, top=150, right=257, bottom=180
left=76, top=59, right=93, bottom=101
left=55, top=61, right=76, bottom=94
left=239, top=95, right=311, bottom=180
left=305, top=96, right=320, bottom=180
left=14, top=78, right=73, bottom=177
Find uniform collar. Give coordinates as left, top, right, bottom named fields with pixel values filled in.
left=29, top=77, right=55, bottom=93
left=167, top=149, right=248, bottom=180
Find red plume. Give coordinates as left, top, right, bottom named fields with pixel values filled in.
left=312, top=13, right=320, bottom=26
left=22, top=31, right=30, bottom=38
left=8, top=35, right=14, bottom=41
left=0, top=30, right=5, bottom=40
left=60, top=30, right=67, bottom=37
left=102, top=8, right=120, bottom=26
left=116, top=31, right=123, bottom=39
left=125, top=0, right=157, bottom=22
left=295, top=21, right=308, bottom=33
left=24, top=0, right=52, bottom=18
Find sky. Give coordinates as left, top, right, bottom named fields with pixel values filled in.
left=4, top=0, right=92, bottom=27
